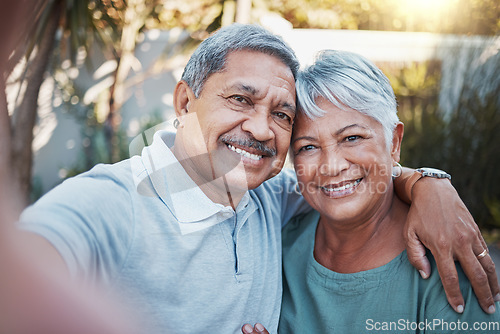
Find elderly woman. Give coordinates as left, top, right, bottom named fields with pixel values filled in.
left=273, top=50, right=500, bottom=333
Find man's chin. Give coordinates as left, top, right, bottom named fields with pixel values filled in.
left=220, top=168, right=251, bottom=190
left=221, top=169, right=268, bottom=192
left=213, top=155, right=282, bottom=191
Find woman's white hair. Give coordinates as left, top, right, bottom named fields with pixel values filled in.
left=296, top=50, right=399, bottom=149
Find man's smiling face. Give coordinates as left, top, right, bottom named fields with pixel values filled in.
left=174, top=50, right=296, bottom=195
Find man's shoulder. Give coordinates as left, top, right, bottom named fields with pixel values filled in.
left=28, top=158, right=138, bottom=212
left=248, top=168, right=297, bottom=207
left=71, top=158, right=137, bottom=190
left=249, top=168, right=311, bottom=222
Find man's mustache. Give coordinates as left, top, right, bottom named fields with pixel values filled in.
left=135, top=133, right=277, bottom=198
left=219, top=134, right=276, bottom=157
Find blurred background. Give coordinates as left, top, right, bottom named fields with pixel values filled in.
left=3, top=0, right=500, bottom=241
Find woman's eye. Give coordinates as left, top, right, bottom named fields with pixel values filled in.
left=345, top=135, right=361, bottom=142
left=298, top=144, right=315, bottom=152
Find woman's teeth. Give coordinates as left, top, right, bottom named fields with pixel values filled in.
left=323, top=179, right=362, bottom=192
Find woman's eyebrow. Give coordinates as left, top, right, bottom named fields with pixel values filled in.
left=291, top=135, right=316, bottom=145
left=335, top=123, right=368, bottom=135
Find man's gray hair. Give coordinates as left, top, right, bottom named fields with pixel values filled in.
left=296, top=50, right=399, bottom=148
left=181, top=23, right=300, bottom=97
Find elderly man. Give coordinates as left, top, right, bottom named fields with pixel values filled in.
left=15, top=24, right=498, bottom=333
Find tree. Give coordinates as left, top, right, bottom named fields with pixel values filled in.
left=0, top=0, right=44, bottom=218
left=6, top=0, right=112, bottom=205
left=9, top=1, right=64, bottom=206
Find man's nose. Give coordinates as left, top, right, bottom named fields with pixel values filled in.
left=241, top=112, right=274, bottom=142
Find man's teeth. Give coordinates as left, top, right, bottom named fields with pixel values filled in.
left=323, top=179, right=361, bottom=192
left=227, top=144, right=262, bottom=161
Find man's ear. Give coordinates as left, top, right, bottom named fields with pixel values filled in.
left=391, top=122, right=404, bottom=162
left=173, top=80, right=194, bottom=118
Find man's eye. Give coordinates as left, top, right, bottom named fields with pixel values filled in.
left=273, top=111, right=292, bottom=124
left=230, top=95, right=249, bottom=104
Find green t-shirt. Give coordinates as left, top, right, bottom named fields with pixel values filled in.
left=279, top=210, right=500, bottom=333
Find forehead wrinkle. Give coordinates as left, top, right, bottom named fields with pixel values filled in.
left=225, top=82, right=258, bottom=96
left=272, top=80, right=296, bottom=113
left=275, top=77, right=296, bottom=112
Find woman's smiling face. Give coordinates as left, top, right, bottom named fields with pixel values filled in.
left=292, top=97, right=403, bottom=224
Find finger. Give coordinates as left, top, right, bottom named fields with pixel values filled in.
left=472, top=232, right=500, bottom=302
left=469, top=224, right=488, bottom=253
left=405, top=229, right=431, bottom=279
left=241, top=324, right=257, bottom=334
left=456, top=248, right=495, bottom=314
left=478, top=253, right=500, bottom=303
left=254, top=323, right=269, bottom=334
left=433, top=253, right=465, bottom=313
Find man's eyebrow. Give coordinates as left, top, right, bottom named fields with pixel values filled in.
left=227, top=83, right=296, bottom=112
left=228, top=83, right=258, bottom=96
left=280, top=102, right=296, bottom=113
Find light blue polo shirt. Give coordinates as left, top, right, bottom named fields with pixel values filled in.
left=19, top=130, right=309, bottom=334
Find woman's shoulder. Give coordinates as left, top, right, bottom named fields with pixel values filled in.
left=282, top=210, right=320, bottom=247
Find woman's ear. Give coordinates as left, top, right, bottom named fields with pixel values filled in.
left=391, top=122, right=404, bottom=162
left=173, top=80, right=194, bottom=118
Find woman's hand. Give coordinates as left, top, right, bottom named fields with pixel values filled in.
left=242, top=323, right=269, bottom=334
left=405, top=177, right=500, bottom=314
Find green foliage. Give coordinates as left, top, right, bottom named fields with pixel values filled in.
left=445, top=74, right=500, bottom=229
left=385, top=61, right=446, bottom=168
left=486, top=199, right=500, bottom=230
left=61, top=104, right=139, bottom=179
left=383, top=53, right=500, bottom=231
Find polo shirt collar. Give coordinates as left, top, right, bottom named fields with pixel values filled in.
left=135, top=130, right=253, bottom=234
